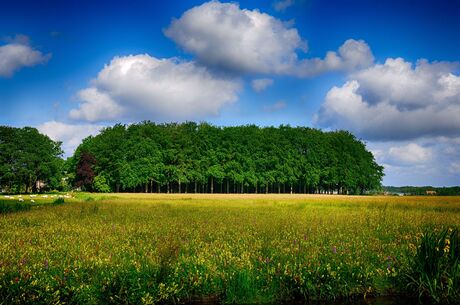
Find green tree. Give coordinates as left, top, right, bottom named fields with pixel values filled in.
left=0, top=126, right=63, bottom=193
left=70, top=122, right=384, bottom=194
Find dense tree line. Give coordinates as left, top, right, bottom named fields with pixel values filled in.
left=70, top=122, right=384, bottom=194
left=383, top=186, right=460, bottom=196
left=0, top=126, right=63, bottom=193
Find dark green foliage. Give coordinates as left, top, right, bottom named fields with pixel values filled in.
left=71, top=122, right=384, bottom=194
left=52, top=197, right=65, bottom=205
left=402, top=228, right=460, bottom=303
left=0, top=126, right=63, bottom=193
left=0, top=200, right=31, bottom=214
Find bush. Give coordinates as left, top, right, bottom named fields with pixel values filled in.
left=52, top=197, right=65, bottom=205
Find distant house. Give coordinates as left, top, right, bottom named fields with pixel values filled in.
left=426, top=190, right=437, bottom=195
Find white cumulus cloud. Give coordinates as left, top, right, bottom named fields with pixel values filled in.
left=165, top=1, right=307, bottom=75
left=388, top=143, right=432, bottom=165
left=315, top=58, right=460, bottom=140
left=295, top=39, right=374, bottom=77
left=165, top=2, right=374, bottom=76
left=37, top=121, right=103, bottom=156
left=69, top=54, right=241, bottom=123
left=351, top=58, right=459, bottom=109
left=70, top=88, right=124, bottom=122
left=367, top=139, right=460, bottom=186
left=251, top=78, right=274, bottom=92
left=0, top=35, right=51, bottom=77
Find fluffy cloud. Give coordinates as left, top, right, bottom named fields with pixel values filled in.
left=352, top=58, right=459, bottom=109
left=165, top=2, right=373, bottom=76
left=165, top=1, right=307, bottom=75
left=69, top=54, right=241, bottom=122
left=388, top=143, right=432, bottom=165
left=37, top=121, right=103, bottom=156
left=0, top=35, right=51, bottom=77
left=251, top=78, right=274, bottom=92
left=367, top=139, right=460, bottom=186
left=315, top=58, right=460, bottom=140
left=295, top=39, right=374, bottom=77
left=70, top=88, right=124, bottom=122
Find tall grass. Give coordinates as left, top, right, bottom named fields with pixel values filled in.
left=0, top=194, right=459, bottom=303
left=0, top=197, right=66, bottom=215
left=0, top=200, right=31, bottom=214
left=402, top=228, right=459, bottom=303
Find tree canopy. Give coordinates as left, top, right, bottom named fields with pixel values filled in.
left=70, top=122, right=384, bottom=194
left=0, top=126, right=63, bottom=193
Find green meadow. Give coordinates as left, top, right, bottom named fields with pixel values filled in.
left=1, top=194, right=459, bottom=304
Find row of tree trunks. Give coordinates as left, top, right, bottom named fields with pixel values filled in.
left=118, top=179, right=355, bottom=194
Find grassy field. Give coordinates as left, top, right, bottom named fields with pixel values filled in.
left=0, top=193, right=459, bottom=304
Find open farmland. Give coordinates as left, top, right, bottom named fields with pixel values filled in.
left=1, top=194, right=459, bottom=304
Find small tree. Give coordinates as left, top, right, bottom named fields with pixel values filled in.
left=75, top=151, right=96, bottom=191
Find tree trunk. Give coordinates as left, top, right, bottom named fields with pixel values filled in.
left=194, top=181, right=197, bottom=193
left=210, top=177, right=214, bottom=194
left=290, top=184, right=293, bottom=194
left=227, top=179, right=229, bottom=194
left=178, top=178, right=181, bottom=193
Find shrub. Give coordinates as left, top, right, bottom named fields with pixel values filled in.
left=53, top=197, right=65, bottom=205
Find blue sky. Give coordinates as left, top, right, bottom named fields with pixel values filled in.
left=1, top=0, right=460, bottom=186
